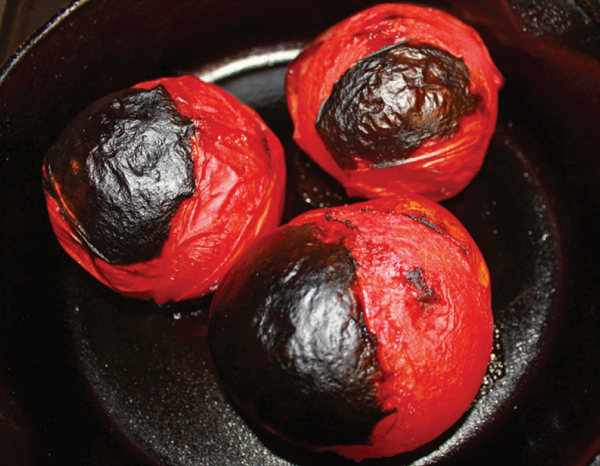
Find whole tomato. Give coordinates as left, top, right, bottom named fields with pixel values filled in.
left=43, top=75, right=285, bottom=304
left=286, top=3, right=504, bottom=201
left=208, top=193, right=493, bottom=460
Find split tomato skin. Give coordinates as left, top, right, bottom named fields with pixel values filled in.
left=208, top=193, right=493, bottom=460
left=43, top=75, right=286, bottom=304
left=286, top=3, right=504, bottom=201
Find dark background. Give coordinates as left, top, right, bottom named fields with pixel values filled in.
left=0, top=0, right=68, bottom=62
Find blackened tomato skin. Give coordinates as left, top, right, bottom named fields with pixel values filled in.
left=208, top=222, right=391, bottom=448
left=44, top=85, right=196, bottom=265
left=43, top=75, right=286, bottom=304
left=209, top=193, right=493, bottom=460
left=286, top=3, right=504, bottom=201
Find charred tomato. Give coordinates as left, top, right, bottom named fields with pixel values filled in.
left=286, top=3, right=504, bottom=201
left=43, top=75, right=285, bottom=304
left=208, top=193, right=493, bottom=460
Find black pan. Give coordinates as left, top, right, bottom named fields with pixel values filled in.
left=1, top=0, right=600, bottom=464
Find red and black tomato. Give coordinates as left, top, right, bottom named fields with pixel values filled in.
left=286, top=3, right=504, bottom=201
left=42, top=5, right=499, bottom=457
left=208, top=193, right=494, bottom=460
left=43, top=75, right=286, bottom=304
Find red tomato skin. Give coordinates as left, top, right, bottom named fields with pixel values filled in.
left=286, top=3, right=504, bottom=201
left=44, top=75, right=285, bottom=304
left=288, top=194, right=493, bottom=460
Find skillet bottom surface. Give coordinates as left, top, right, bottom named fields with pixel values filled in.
left=65, top=49, right=559, bottom=466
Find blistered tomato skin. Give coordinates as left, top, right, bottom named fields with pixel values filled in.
left=208, top=193, right=493, bottom=460
left=43, top=75, right=286, bottom=304
left=208, top=223, right=392, bottom=448
left=286, top=3, right=504, bottom=201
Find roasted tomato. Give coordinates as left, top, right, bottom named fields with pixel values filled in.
left=286, top=3, right=504, bottom=201
left=208, top=193, right=493, bottom=460
left=43, top=75, right=285, bottom=304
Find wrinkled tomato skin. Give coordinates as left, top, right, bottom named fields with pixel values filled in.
left=291, top=194, right=493, bottom=460
left=44, top=75, right=285, bottom=304
left=285, top=3, right=504, bottom=201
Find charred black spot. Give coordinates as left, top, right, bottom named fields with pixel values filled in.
left=316, top=41, right=481, bottom=170
left=44, top=85, right=196, bottom=265
left=208, top=224, right=391, bottom=448
left=403, top=212, right=444, bottom=234
left=324, top=210, right=357, bottom=230
left=404, top=267, right=438, bottom=302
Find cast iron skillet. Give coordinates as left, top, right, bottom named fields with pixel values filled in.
left=1, top=0, right=600, bottom=464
